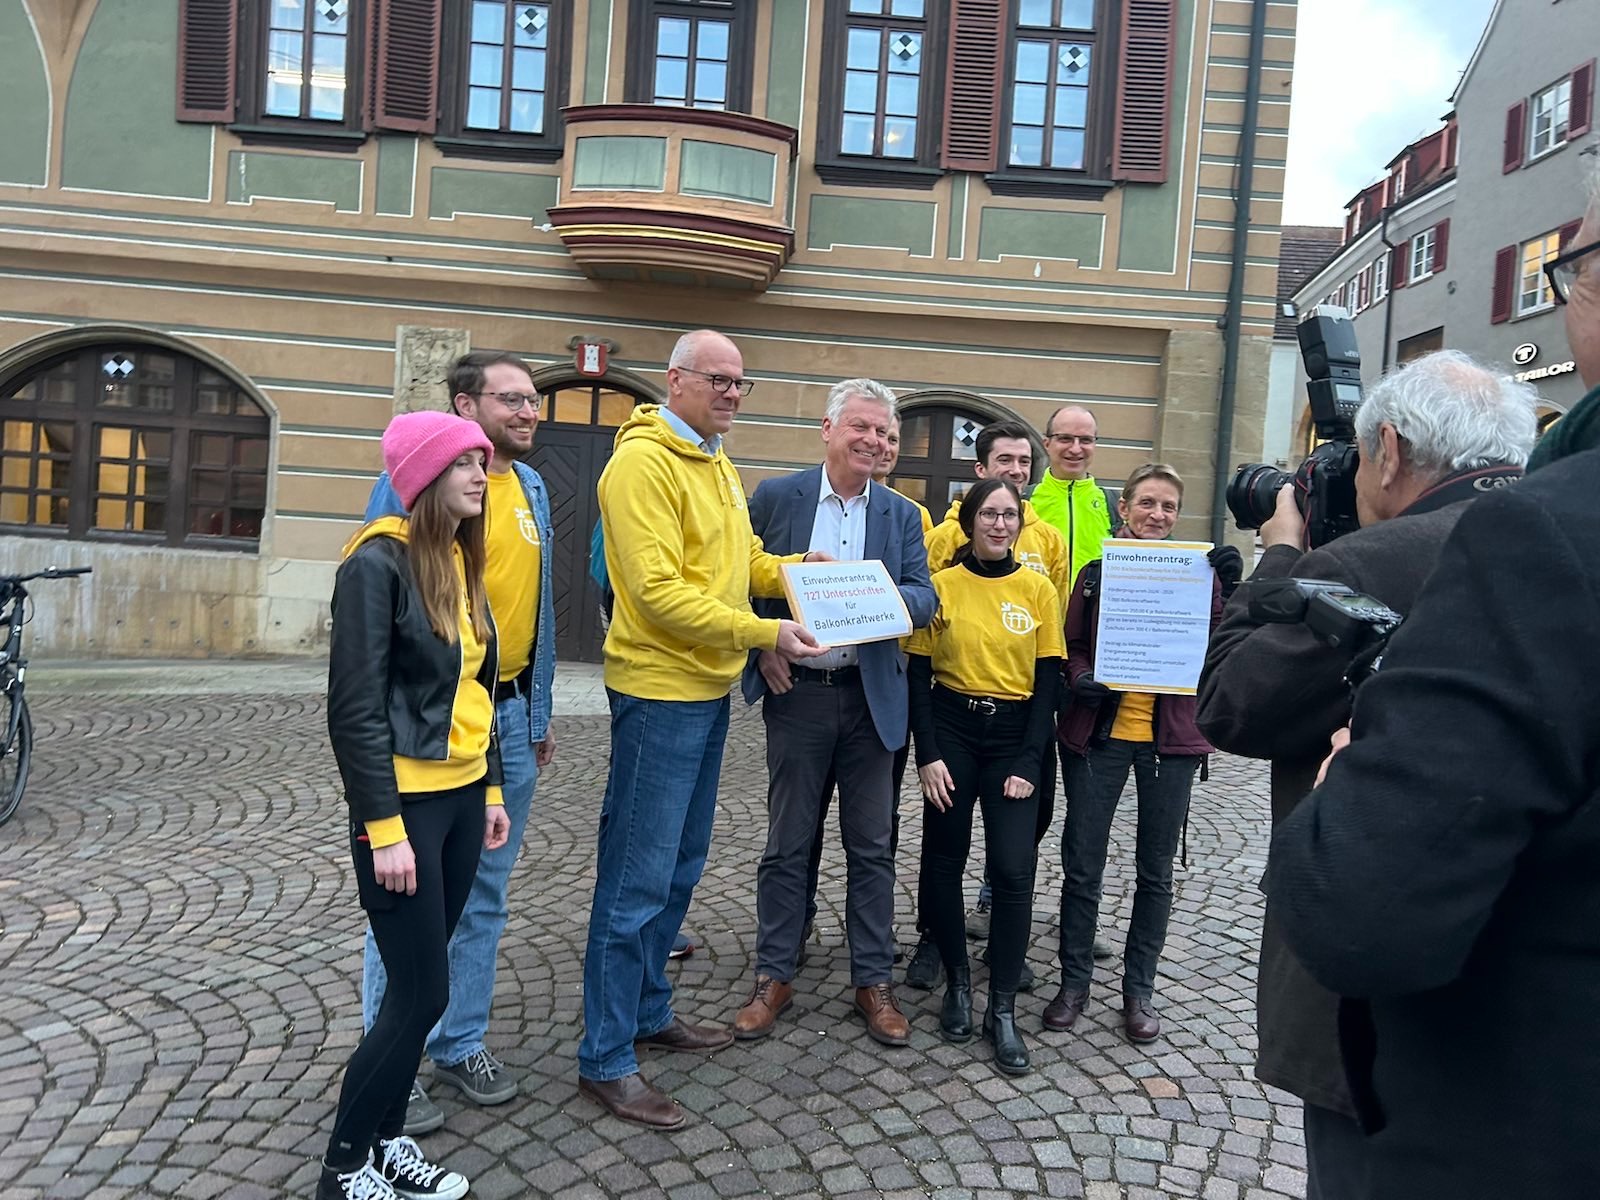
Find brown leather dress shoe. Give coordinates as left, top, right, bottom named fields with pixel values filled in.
left=1124, top=996, right=1161, bottom=1044
left=854, top=983, right=910, bottom=1047
left=578, top=1073, right=686, bottom=1128
left=636, top=1017, right=734, bottom=1054
left=732, top=975, right=793, bottom=1040
left=1042, top=985, right=1089, bottom=1032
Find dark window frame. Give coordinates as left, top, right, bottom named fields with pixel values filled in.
left=232, top=0, right=370, bottom=150
left=437, top=0, right=573, bottom=162
left=625, top=0, right=757, bottom=114
left=816, top=0, right=948, bottom=189
left=0, top=347, right=270, bottom=552
left=987, top=0, right=1118, bottom=198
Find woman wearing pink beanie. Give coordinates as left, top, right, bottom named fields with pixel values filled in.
left=320, top=410, right=511, bottom=1200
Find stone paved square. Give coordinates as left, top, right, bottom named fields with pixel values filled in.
left=0, top=662, right=1303, bottom=1199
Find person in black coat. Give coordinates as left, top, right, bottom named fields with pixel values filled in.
left=1196, top=350, right=1535, bottom=1200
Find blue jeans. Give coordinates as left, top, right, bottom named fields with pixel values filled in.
left=361, top=694, right=540, bottom=1066
left=578, top=690, right=729, bottom=1082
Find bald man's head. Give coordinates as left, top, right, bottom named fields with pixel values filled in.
left=1044, top=405, right=1098, bottom=479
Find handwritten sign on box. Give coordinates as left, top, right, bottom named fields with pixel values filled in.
left=1094, top=538, right=1214, bottom=695
left=781, top=560, right=913, bottom=647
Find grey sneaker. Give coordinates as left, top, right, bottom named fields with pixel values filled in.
left=433, top=1049, right=517, bottom=1106
left=402, top=1081, right=444, bottom=1136
left=1093, top=939, right=1116, bottom=961
left=965, top=901, right=991, bottom=941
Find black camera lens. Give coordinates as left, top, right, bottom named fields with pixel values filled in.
left=1226, top=463, right=1292, bottom=531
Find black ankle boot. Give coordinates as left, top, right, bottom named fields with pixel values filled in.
left=941, top=967, right=974, bottom=1043
left=984, top=990, right=1030, bottom=1075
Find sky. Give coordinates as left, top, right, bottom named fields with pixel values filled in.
left=1281, top=0, right=1499, bottom=226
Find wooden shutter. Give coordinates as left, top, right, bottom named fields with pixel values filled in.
left=1559, top=219, right=1584, bottom=251
left=1110, top=0, right=1176, bottom=183
left=1491, top=244, right=1517, bottom=325
left=176, top=0, right=236, bottom=122
left=1569, top=59, right=1596, bottom=140
left=1432, top=219, right=1449, bottom=272
left=942, top=0, right=1010, bottom=171
left=1390, top=243, right=1408, bottom=290
left=374, top=0, right=443, bottom=132
left=1502, top=100, right=1526, bottom=173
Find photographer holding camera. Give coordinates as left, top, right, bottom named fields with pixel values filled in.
left=1196, top=348, right=1536, bottom=1198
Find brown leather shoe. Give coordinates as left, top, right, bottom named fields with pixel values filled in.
left=1042, top=985, right=1089, bottom=1032
left=578, top=1073, right=686, bottom=1128
left=732, top=975, right=793, bottom=1040
left=1124, top=996, right=1161, bottom=1044
left=854, top=984, right=910, bottom=1047
left=636, top=1017, right=734, bottom=1054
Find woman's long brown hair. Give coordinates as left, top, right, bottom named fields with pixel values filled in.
left=407, top=473, right=490, bottom=646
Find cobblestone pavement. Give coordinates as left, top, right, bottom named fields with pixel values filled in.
left=0, top=664, right=1308, bottom=1200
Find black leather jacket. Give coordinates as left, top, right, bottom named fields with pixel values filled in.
left=327, top=534, right=503, bottom=825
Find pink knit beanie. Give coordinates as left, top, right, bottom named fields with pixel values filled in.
left=382, top=410, right=494, bottom=510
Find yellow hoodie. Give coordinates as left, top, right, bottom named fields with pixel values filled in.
left=925, top=496, right=1071, bottom=604
left=599, top=404, right=800, bottom=701
left=340, top=517, right=503, bottom=850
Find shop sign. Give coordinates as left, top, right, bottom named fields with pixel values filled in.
left=1512, top=343, right=1538, bottom=366
left=1514, top=360, right=1576, bottom=383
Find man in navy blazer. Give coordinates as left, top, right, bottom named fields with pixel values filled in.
left=728, top=379, right=936, bottom=1048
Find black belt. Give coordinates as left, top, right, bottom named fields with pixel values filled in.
left=494, top=668, right=532, bottom=702
left=790, top=664, right=861, bottom=686
left=934, top=684, right=1026, bottom=715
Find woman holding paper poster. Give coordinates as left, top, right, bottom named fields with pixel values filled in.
left=906, top=478, right=1063, bottom=1077
left=1046, top=464, right=1222, bottom=1047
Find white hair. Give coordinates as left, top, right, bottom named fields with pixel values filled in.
left=667, top=330, right=730, bottom=370
left=824, top=378, right=897, bottom=424
left=1353, top=348, right=1537, bottom=477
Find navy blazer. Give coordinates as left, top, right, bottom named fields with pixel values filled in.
left=741, top=465, right=936, bottom=751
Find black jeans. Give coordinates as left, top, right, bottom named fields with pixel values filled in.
left=1304, top=1102, right=1372, bottom=1200
left=325, top=783, right=484, bottom=1170
left=1059, top=739, right=1196, bottom=999
left=920, top=690, right=1039, bottom=992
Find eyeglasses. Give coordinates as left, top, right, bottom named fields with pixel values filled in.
left=475, top=390, right=538, bottom=412
left=1545, top=237, right=1600, bottom=306
left=1047, top=433, right=1097, bottom=446
left=975, top=509, right=1022, bottom=525
left=676, top=367, right=755, bottom=397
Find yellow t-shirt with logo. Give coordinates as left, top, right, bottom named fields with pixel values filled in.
left=484, top=468, right=542, bottom=680
left=906, top=563, right=1065, bottom=700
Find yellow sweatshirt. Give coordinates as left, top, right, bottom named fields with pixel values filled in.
left=925, top=497, right=1072, bottom=604
left=599, top=404, right=800, bottom=701
left=341, top=517, right=503, bottom=850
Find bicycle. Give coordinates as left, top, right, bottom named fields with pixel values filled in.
left=1, top=565, right=92, bottom=828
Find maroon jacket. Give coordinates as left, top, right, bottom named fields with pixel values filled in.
left=1057, top=555, right=1222, bottom=757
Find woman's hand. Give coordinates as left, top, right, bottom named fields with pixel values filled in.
left=1315, top=725, right=1352, bottom=786
left=1003, top=775, right=1035, bottom=800
left=485, top=806, right=510, bottom=850
left=919, top=761, right=956, bottom=811
left=373, top=839, right=417, bottom=895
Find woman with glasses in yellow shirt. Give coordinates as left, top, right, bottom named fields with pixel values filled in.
left=907, top=478, right=1064, bottom=1076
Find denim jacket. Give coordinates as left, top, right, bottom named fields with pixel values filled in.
left=364, top=460, right=557, bottom=743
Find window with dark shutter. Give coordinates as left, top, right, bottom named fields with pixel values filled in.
left=1390, top=242, right=1407, bottom=290
left=1491, top=244, right=1517, bottom=324
left=1110, top=0, right=1174, bottom=183
left=1569, top=59, right=1595, bottom=140
left=374, top=0, right=442, bottom=133
left=437, top=0, right=571, bottom=159
left=941, top=0, right=1008, bottom=172
left=1559, top=219, right=1584, bottom=251
left=1503, top=100, right=1526, bottom=173
left=233, top=0, right=370, bottom=147
left=177, top=0, right=238, bottom=122
left=1432, top=218, right=1449, bottom=273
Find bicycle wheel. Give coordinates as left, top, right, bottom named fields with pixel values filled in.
left=0, top=690, right=31, bottom=828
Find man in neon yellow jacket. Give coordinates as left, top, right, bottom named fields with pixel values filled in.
left=1030, top=405, right=1114, bottom=593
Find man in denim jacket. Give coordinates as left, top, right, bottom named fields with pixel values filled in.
left=360, top=351, right=558, bottom=1133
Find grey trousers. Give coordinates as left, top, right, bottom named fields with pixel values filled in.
left=757, top=675, right=896, bottom=985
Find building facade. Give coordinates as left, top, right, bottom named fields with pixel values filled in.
left=0, top=0, right=1290, bottom=660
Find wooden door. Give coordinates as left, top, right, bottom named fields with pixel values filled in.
left=526, top=425, right=614, bottom=663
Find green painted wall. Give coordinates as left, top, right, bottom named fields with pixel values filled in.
left=428, top=168, right=559, bottom=221
left=680, top=141, right=774, bottom=205
left=584, top=0, right=614, bottom=105
left=375, top=137, right=416, bottom=216
left=978, top=209, right=1104, bottom=268
left=0, top=0, right=48, bottom=186
left=572, top=136, right=667, bottom=190
left=765, top=0, right=807, bottom=128
left=807, top=195, right=936, bottom=257
left=1115, top=0, right=1194, bottom=273
left=226, top=151, right=362, bottom=212
left=61, top=0, right=211, bottom=198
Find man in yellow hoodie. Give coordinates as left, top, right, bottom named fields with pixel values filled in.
left=578, top=330, right=827, bottom=1129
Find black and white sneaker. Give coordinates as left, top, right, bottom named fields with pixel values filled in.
left=316, top=1151, right=397, bottom=1200
left=377, top=1135, right=468, bottom=1200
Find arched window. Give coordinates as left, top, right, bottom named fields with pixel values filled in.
left=0, top=345, right=271, bottom=550
left=890, top=397, right=1041, bottom=516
